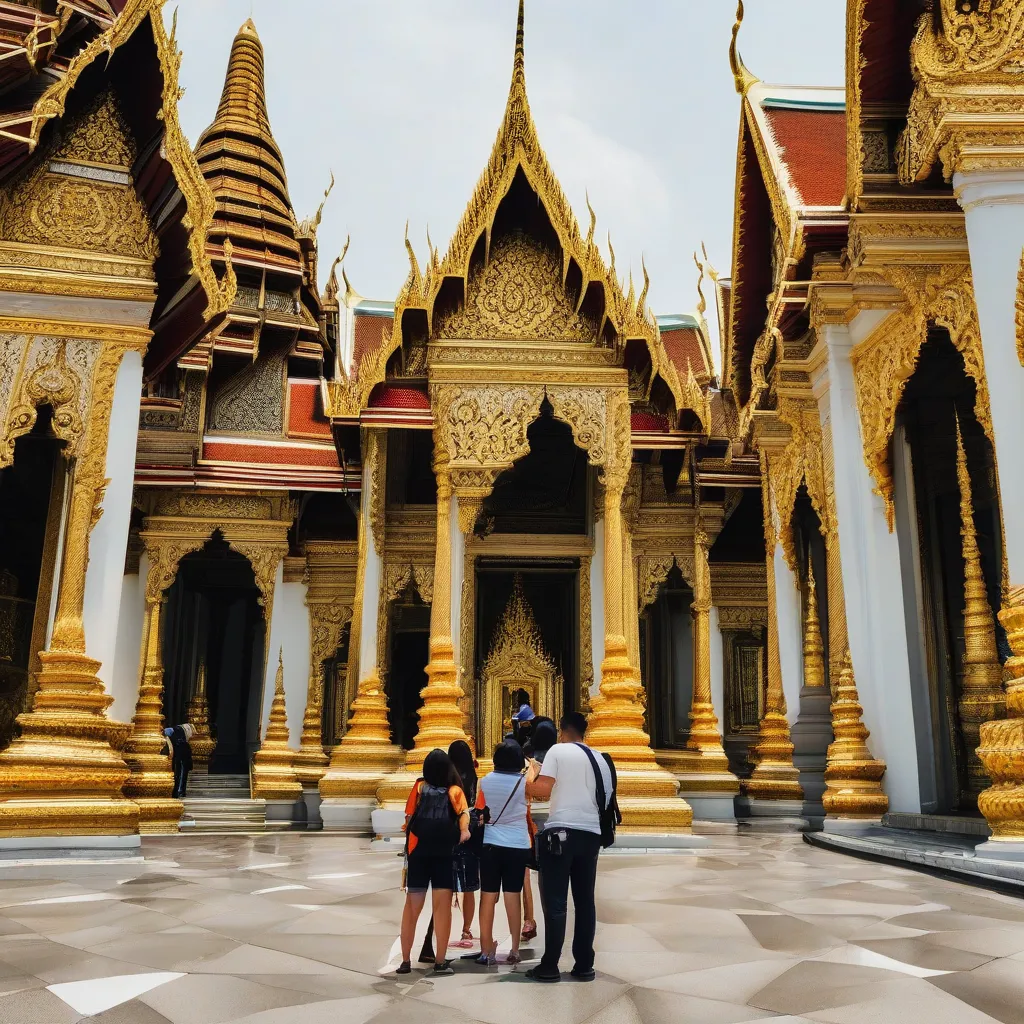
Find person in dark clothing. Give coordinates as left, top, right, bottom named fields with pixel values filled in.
left=524, top=711, right=613, bottom=983
left=163, top=725, right=194, bottom=798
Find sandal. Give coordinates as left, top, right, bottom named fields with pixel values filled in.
left=521, top=920, right=537, bottom=942
left=475, top=952, right=498, bottom=967
left=450, top=930, right=475, bottom=949
left=432, top=959, right=455, bottom=976
left=506, top=950, right=523, bottom=966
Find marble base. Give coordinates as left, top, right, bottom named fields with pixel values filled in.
left=0, top=834, right=142, bottom=857
left=264, top=799, right=302, bottom=831
left=322, top=798, right=376, bottom=833
left=972, top=840, right=1024, bottom=861
left=370, top=806, right=405, bottom=840
left=302, top=788, right=322, bottom=831
left=678, top=793, right=737, bottom=821
left=736, top=796, right=808, bottom=832
left=823, top=817, right=883, bottom=836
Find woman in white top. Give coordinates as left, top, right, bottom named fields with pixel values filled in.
left=473, top=738, right=532, bottom=966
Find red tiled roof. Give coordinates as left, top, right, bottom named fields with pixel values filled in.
left=631, top=411, right=668, bottom=432
left=661, top=327, right=709, bottom=379
left=287, top=380, right=331, bottom=438
left=203, top=442, right=339, bottom=467
left=368, top=384, right=431, bottom=410
left=763, top=107, right=847, bottom=208
left=352, top=314, right=391, bottom=376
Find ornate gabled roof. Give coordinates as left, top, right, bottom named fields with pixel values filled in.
left=352, top=0, right=689, bottom=419
left=194, top=18, right=302, bottom=275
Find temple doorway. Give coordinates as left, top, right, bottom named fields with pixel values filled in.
left=894, top=331, right=1002, bottom=813
left=162, top=534, right=267, bottom=774
left=640, top=564, right=694, bottom=750
left=0, top=407, right=63, bottom=750
left=387, top=586, right=429, bottom=750
left=474, top=561, right=578, bottom=752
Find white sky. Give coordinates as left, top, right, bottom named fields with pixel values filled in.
left=167, top=1, right=845, bottom=348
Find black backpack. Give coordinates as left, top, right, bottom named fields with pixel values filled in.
left=409, top=783, right=460, bottom=854
left=576, top=743, right=622, bottom=849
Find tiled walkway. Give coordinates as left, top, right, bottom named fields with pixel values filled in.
left=0, top=833, right=1022, bottom=1022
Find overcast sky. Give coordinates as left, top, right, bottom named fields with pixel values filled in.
left=166, top=1, right=845, bottom=363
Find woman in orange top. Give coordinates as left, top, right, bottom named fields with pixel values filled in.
left=397, top=749, right=470, bottom=976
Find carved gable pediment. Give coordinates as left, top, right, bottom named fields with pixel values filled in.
left=435, top=230, right=598, bottom=343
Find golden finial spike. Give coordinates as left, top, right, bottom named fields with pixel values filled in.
left=514, top=0, right=526, bottom=83
left=729, top=1, right=759, bottom=97
left=638, top=256, right=650, bottom=315
left=404, top=221, right=422, bottom=292
left=607, top=232, right=616, bottom=277
left=803, top=561, right=826, bottom=688
left=585, top=191, right=596, bottom=249
left=693, top=251, right=707, bottom=317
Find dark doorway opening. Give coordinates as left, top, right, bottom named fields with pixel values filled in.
left=388, top=588, right=429, bottom=750
left=0, top=407, right=62, bottom=749
left=162, top=534, right=266, bottom=775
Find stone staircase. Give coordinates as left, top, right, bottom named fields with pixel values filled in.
left=180, top=770, right=267, bottom=833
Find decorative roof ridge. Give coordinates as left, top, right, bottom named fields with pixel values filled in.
left=729, top=0, right=759, bottom=97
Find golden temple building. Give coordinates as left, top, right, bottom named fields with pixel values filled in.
left=0, top=0, right=1022, bottom=860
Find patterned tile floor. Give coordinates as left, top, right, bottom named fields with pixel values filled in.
left=0, top=834, right=1022, bottom=1022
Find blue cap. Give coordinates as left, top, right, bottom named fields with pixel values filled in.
left=512, top=704, right=535, bottom=722
left=163, top=728, right=174, bottom=737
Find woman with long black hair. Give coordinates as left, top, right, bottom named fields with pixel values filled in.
left=447, top=739, right=480, bottom=948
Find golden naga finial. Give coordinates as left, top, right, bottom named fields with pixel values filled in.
left=315, top=171, right=335, bottom=229
left=584, top=191, right=597, bottom=250
left=607, top=232, right=616, bottom=279
left=403, top=220, right=423, bottom=294
left=638, top=256, right=650, bottom=316
left=693, top=251, right=707, bottom=317
left=729, top=1, right=759, bottom=97
left=701, top=241, right=720, bottom=284
left=324, top=233, right=350, bottom=304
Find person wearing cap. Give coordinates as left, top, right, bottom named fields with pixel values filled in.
left=163, top=724, right=194, bottom=798
left=511, top=703, right=535, bottom=747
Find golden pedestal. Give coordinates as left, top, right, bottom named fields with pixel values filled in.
left=743, top=712, right=805, bottom=802
left=186, top=663, right=215, bottom=769
left=294, top=703, right=330, bottom=787
left=252, top=653, right=301, bottom=804
left=0, top=649, right=140, bottom=838
left=586, top=637, right=693, bottom=831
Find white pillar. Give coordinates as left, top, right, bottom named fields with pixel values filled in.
left=450, top=494, right=465, bottom=669
left=820, top=316, right=922, bottom=812
left=261, top=560, right=309, bottom=749
left=109, top=557, right=145, bottom=724
left=954, top=169, right=1024, bottom=583
left=709, top=604, right=725, bottom=728
left=590, top=521, right=605, bottom=698
left=774, top=544, right=803, bottom=728
left=357, top=456, right=382, bottom=677
left=82, top=349, right=142, bottom=689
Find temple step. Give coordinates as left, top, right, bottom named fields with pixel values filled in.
left=180, top=797, right=267, bottom=833
left=186, top=771, right=251, bottom=799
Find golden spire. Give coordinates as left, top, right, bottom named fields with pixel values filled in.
left=802, top=561, right=827, bottom=689
left=693, top=251, right=707, bottom=318
left=252, top=648, right=301, bottom=801
left=822, top=649, right=888, bottom=819
left=187, top=660, right=215, bottom=767
left=729, top=1, right=759, bottom=97
left=954, top=414, right=1005, bottom=802
left=195, top=18, right=301, bottom=270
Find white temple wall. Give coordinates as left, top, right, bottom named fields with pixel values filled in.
left=590, top=520, right=605, bottom=698
left=709, top=604, right=725, bottom=729
left=774, top=544, right=803, bottom=729
left=108, top=557, right=145, bottom=724
left=82, top=349, right=142, bottom=691
left=820, top=315, right=923, bottom=812
left=954, top=169, right=1024, bottom=585
left=261, top=561, right=310, bottom=749
left=357, top=455, right=381, bottom=679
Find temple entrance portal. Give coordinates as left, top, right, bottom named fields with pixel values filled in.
left=0, top=407, right=63, bottom=751
left=162, top=534, right=266, bottom=774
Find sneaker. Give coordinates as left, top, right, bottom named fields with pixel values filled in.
left=432, top=959, right=455, bottom=976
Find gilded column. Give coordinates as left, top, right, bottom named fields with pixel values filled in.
left=743, top=454, right=804, bottom=815
left=954, top=418, right=1005, bottom=804
left=251, top=650, right=302, bottom=819
left=822, top=650, right=888, bottom=822
left=121, top=587, right=182, bottom=833
left=657, top=522, right=739, bottom=818
left=585, top=391, right=694, bottom=832
left=187, top=661, right=215, bottom=769
left=0, top=346, right=138, bottom=840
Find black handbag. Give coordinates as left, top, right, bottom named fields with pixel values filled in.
left=576, top=743, right=621, bottom=848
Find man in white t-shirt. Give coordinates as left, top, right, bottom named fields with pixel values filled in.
left=524, top=711, right=613, bottom=982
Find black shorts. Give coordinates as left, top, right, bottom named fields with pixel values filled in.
left=406, top=851, right=455, bottom=894
left=480, top=844, right=531, bottom=894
